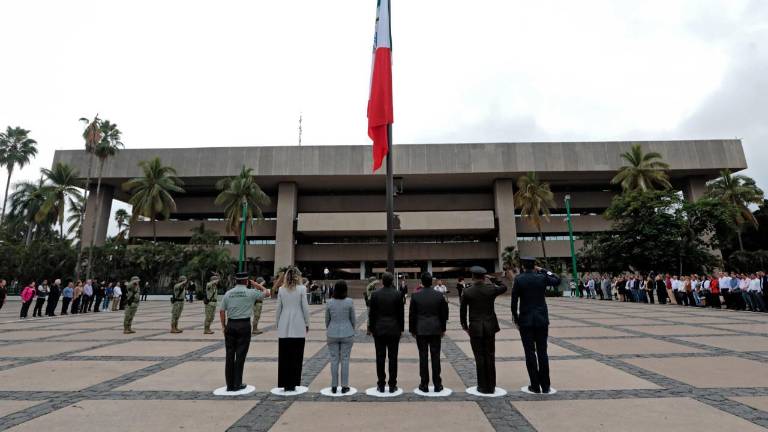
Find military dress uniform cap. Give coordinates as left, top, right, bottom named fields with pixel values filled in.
left=235, top=272, right=249, bottom=280
left=470, top=266, right=487, bottom=275
left=130, top=276, right=140, bottom=283
left=256, top=277, right=265, bottom=284
left=209, top=275, right=220, bottom=281
left=520, top=256, right=537, bottom=265
left=178, top=275, right=187, bottom=282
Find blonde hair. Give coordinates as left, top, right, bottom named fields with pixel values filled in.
left=282, top=266, right=302, bottom=291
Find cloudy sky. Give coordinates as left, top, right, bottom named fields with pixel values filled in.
left=1, top=0, right=766, bottom=231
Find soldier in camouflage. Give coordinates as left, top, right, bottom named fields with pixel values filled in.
left=123, top=276, right=141, bottom=334
left=250, top=277, right=268, bottom=335
left=171, top=276, right=188, bottom=333
left=204, top=275, right=220, bottom=334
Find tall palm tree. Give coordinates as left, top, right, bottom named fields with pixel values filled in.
left=123, top=157, right=185, bottom=242
left=67, top=194, right=86, bottom=240
left=38, top=162, right=83, bottom=239
left=75, top=115, right=102, bottom=279
left=86, top=120, right=124, bottom=279
left=114, top=208, right=130, bottom=240
left=611, top=144, right=672, bottom=192
left=9, top=178, right=49, bottom=246
left=515, top=172, right=556, bottom=266
left=706, top=169, right=765, bottom=251
left=0, top=126, right=38, bottom=223
left=215, top=166, right=271, bottom=251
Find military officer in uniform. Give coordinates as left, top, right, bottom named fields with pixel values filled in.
left=203, top=275, right=220, bottom=334
left=170, top=276, right=189, bottom=333
left=511, top=257, right=561, bottom=394
left=250, top=277, right=267, bottom=335
left=123, top=276, right=141, bottom=334
left=220, top=272, right=266, bottom=392
left=460, top=266, right=507, bottom=394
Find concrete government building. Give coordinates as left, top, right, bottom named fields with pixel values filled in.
left=53, top=140, right=746, bottom=280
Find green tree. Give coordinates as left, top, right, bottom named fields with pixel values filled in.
left=67, top=194, right=86, bottom=240
left=75, top=115, right=103, bottom=279
left=611, top=144, right=672, bottom=192
left=114, top=208, right=130, bottom=241
left=514, top=172, right=555, bottom=266
left=706, top=169, right=764, bottom=251
left=8, top=178, right=50, bottom=246
left=38, top=162, right=83, bottom=239
left=501, top=245, right=519, bottom=273
left=0, top=126, right=38, bottom=223
left=122, top=157, right=185, bottom=242
left=214, top=166, right=270, bottom=249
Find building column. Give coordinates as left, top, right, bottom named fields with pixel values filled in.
left=494, top=179, right=517, bottom=271
left=682, top=176, right=708, bottom=202
left=359, top=261, right=366, bottom=280
left=81, top=185, right=114, bottom=247
left=274, top=182, right=298, bottom=273
left=426, top=260, right=433, bottom=274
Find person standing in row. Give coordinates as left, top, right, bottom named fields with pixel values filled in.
left=368, top=272, right=404, bottom=393
left=251, top=277, right=266, bottom=335
left=112, top=283, right=122, bottom=311
left=0, top=279, right=7, bottom=311
left=460, top=266, right=507, bottom=394
left=219, top=272, right=266, bottom=392
left=32, top=280, right=49, bottom=317
left=61, top=282, right=73, bottom=315
left=93, top=281, right=104, bottom=312
left=103, top=283, right=113, bottom=311
left=46, top=279, right=61, bottom=316
left=71, top=281, right=83, bottom=314
left=276, top=266, right=310, bottom=392
left=81, top=279, right=93, bottom=313
left=203, top=275, right=219, bottom=334
left=123, top=276, right=141, bottom=334
left=325, top=280, right=356, bottom=394
left=409, top=272, right=449, bottom=393
left=19, top=281, right=36, bottom=319
left=170, top=276, right=188, bottom=333
left=512, top=258, right=560, bottom=394
left=142, top=282, right=149, bottom=301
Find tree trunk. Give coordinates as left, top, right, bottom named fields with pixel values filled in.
left=86, top=160, right=105, bottom=281
left=75, top=153, right=94, bottom=280
left=25, top=222, right=34, bottom=247
left=1, top=167, right=13, bottom=223
left=152, top=218, right=157, bottom=243
left=737, top=228, right=744, bottom=251
left=538, top=225, right=549, bottom=268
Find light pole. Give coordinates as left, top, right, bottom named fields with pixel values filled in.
left=565, top=194, right=580, bottom=297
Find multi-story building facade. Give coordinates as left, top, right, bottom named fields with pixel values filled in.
left=53, top=140, right=746, bottom=280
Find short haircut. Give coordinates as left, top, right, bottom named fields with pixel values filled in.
left=522, top=259, right=535, bottom=270
left=381, top=272, right=394, bottom=287
left=420, top=272, right=433, bottom=287
left=333, top=280, right=348, bottom=299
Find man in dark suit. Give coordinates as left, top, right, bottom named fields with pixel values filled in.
left=409, top=272, right=449, bottom=393
left=368, top=272, right=404, bottom=393
left=511, top=257, right=561, bottom=394
left=460, top=266, right=508, bottom=394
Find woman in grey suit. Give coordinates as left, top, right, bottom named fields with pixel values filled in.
left=276, top=266, right=310, bottom=392
left=325, top=280, right=356, bottom=393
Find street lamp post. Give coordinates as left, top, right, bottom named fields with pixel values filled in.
left=565, top=194, right=580, bottom=297
left=238, top=199, right=247, bottom=273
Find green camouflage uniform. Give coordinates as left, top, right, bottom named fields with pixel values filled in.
left=171, top=279, right=187, bottom=329
left=251, top=292, right=263, bottom=334
left=123, top=277, right=141, bottom=332
left=204, top=279, right=218, bottom=332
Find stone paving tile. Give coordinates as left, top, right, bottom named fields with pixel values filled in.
left=622, top=325, right=738, bottom=336
left=731, top=396, right=768, bottom=412
left=0, top=401, right=43, bottom=418
left=0, top=341, right=105, bottom=357
left=676, top=335, right=768, bottom=352
left=0, top=360, right=155, bottom=391
left=203, top=341, right=325, bottom=358
left=709, top=323, right=768, bottom=334
left=625, top=356, right=768, bottom=388
left=0, top=330, right=73, bottom=340
left=116, top=361, right=279, bottom=392
left=565, top=337, right=706, bottom=355
left=495, top=359, right=661, bottom=391
left=72, top=340, right=216, bottom=357
left=5, top=399, right=257, bottom=432
left=549, top=326, right=632, bottom=338
left=512, top=397, right=767, bottom=432
left=309, top=359, right=465, bottom=391
left=455, top=341, right=577, bottom=357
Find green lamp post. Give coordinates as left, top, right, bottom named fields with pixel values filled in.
left=238, top=199, right=247, bottom=272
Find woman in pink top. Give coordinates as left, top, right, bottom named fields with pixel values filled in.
left=19, top=281, right=36, bottom=319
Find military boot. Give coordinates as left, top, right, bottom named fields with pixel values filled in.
left=170, top=325, right=183, bottom=334
left=124, top=328, right=136, bottom=334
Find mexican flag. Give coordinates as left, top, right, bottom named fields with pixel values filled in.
left=367, top=0, right=393, bottom=172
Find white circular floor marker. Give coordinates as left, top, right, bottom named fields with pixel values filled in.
left=270, top=386, right=308, bottom=396
left=365, top=386, right=403, bottom=397
left=319, top=387, right=358, bottom=397
left=213, top=385, right=256, bottom=396
left=413, top=386, right=453, bottom=397
left=466, top=386, right=507, bottom=397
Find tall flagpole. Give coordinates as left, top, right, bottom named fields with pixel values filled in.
left=386, top=124, right=394, bottom=273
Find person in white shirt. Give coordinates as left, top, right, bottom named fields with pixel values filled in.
left=587, top=278, right=596, bottom=299
left=434, top=279, right=447, bottom=296
left=671, top=276, right=681, bottom=305
left=747, top=274, right=765, bottom=312
left=719, top=272, right=732, bottom=309
left=112, top=284, right=122, bottom=312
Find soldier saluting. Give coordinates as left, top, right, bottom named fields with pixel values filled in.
left=203, top=275, right=220, bottom=335
left=511, top=257, right=561, bottom=395
left=170, top=276, right=189, bottom=333
left=123, top=276, right=141, bottom=334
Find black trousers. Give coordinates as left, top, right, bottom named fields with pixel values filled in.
left=648, top=289, right=655, bottom=304
left=61, top=298, right=71, bottom=315
left=519, top=326, right=550, bottom=391
left=278, top=338, right=306, bottom=390
left=93, top=295, right=102, bottom=312
left=374, top=335, right=400, bottom=388
left=71, top=298, right=81, bottom=314
left=46, top=295, right=59, bottom=316
left=469, top=334, right=497, bottom=393
left=224, top=319, right=251, bottom=390
left=20, top=300, right=33, bottom=318
left=416, top=335, right=442, bottom=387
left=33, top=298, right=46, bottom=317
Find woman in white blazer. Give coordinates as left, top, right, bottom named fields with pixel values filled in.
left=276, top=266, right=310, bottom=391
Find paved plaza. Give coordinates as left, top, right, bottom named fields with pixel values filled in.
left=0, top=297, right=767, bottom=431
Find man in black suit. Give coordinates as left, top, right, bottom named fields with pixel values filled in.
left=460, top=266, right=508, bottom=394
left=409, top=272, right=449, bottom=393
left=368, top=272, right=404, bottom=393
left=511, top=257, right=561, bottom=394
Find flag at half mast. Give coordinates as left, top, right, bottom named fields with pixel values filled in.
left=367, top=0, right=393, bottom=172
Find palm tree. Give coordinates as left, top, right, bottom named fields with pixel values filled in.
left=67, top=194, right=86, bottom=240
left=114, top=208, right=130, bottom=240
left=215, top=166, right=271, bottom=250
left=0, top=126, right=38, bottom=223
left=122, top=157, right=185, bottom=242
left=515, top=172, right=556, bottom=266
left=501, top=245, right=519, bottom=274
left=9, top=178, right=49, bottom=245
left=38, top=162, right=83, bottom=239
left=611, top=144, right=672, bottom=192
left=86, top=120, right=124, bottom=279
left=706, top=169, right=765, bottom=251
left=74, top=115, right=102, bottom=279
